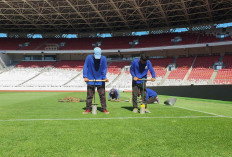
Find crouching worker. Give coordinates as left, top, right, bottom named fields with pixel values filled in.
left=108, top=88, right=119, bottom=101
left=146, top=88, right=160, bottom=104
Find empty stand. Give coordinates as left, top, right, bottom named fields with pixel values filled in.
left=0, top=68, right=42, bottom=87
left=23, top=68, right=79, bottom=87
left=134, top=34, right=174, bottom=48
left=0, top=38, right=30, bottom=50
left=187, top=56, right=220, bottom=85
left=163, top=57, right=194, bottom=86
left=101, top=36, right=136, bottom=49
left=223, top=55, right=232, bottom=69
left=1, top=33, right=229, bottom=51
left=61, top=38, right=100, bottom=50
left=21, top=39, right=48, bottom=50
left=147, top=58, right=174, bottom=86
left=214, top=69, right=232, bottom=84
left=134, top=33, right=199, bottom=48
left=16, top=61, right=56, bottom=68
left=178, top=33, right=198, bottom=45
left=197, top=34, right=219, bottom=43
left=214, top=55, right=232, bottom=84
left=146, top=58, right=173, bottom=86
left=223, top=36, right=232, bottom=41
left=0, top=54, right=230, bottom=88
left=108, top=61, right=130, bottom=74
left=53, top=60, right=85, bottom=71
left=168, top=57, right=194, bottom=79
left=106, top=61, right=131, bottom=88
left=38, top=38, right=67, bottom=50
left=64, top=72, right=86, bottom=88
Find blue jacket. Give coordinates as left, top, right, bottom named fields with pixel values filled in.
left=109, top=88, right=119, bottom=99
left=146, top=88, right=158, bottom=101
left=83, top=54, right=107, bottom=85
left=130, top=59, right=156, bottom=84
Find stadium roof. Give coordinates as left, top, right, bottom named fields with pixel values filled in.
left=0, top=0, right=232, bottom=34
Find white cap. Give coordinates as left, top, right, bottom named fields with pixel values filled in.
left=94, top=47, right=101, bottom=59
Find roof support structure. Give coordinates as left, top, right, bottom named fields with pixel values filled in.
left=65, top=0, right=95, bottom=31
left=129, top=0, right=149, bottom=29
left=0, top=9, right=21, bottom=29
left=180, top=0, right=191, bottom=25
left=155, top=0, right=170, bottom=27
left=2, top=0, right=41, bottom=30
left=205, top=0, right=213, bottom=23
left=0, top=0, right=231, bottom=33
left=44, top=0, right=75, bottom=30
left=22, top=0, right=55, bottom=27
left=86, top=0, right=113, bottom=31
left=108, top=0, right=130, bottom=29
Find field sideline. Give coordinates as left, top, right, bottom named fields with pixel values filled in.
left=0, top=92, right=231, bottom=157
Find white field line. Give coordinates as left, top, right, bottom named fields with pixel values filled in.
left=0, top=115, right=222, bottom=122
left=174, top=106, right=232, bottom=118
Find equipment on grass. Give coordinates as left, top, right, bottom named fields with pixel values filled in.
left=140, top=78, right=146, bottom=114
left=164, top=98, right=177, bottom=106
left=137, top=78, right=154, bottom=113
left=109, top=99, right=129, bottom=102
left=92, top=104, right=97, bottom=114
left=140, top=104, right=145, bottom=114
left=92, top=80, right=97, bottom=115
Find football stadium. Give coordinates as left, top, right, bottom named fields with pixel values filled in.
left=0, top=0, right=232, bottom=156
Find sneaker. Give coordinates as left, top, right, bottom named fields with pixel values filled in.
left=82, top=109, right=91, bottom=114
left=103, top=109, right=110, bottom=114
left=133, top=108, right=138, bottom=113
left=145, top=109, right=151, bottom=113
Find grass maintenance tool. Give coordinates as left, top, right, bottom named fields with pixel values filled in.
left=109, top=99, right=129, bottom=102
left=140, top=78, right=146, bottom=114
left=138, top=78, right=153, bottom=114
left=164, top=97, right=177, bottom=106
left=89, top=80, right=106, bottom=114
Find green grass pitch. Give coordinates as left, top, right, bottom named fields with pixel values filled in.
left=0, top=91, right=231, bottom=157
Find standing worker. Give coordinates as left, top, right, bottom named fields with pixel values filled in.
left=83, top=47, right=109, bottom=114
left=108, top=88, right=120, bottom=100
left=130, top=54, right=156, bottom=113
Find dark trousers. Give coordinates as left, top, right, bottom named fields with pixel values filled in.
left=147, top=97, right=157, bottom=104
left=86, top=84, right=107, bottom=110
left=110, top=93, right=117, bottom=99
left=132, top=82, right=147, bottom=108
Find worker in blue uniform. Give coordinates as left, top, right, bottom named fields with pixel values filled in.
left=146, top=88, right=160, bottom=104
left=83, top=47, right=109, bottom=114
left=130, top=54, right=156, bottom=113
left=108, top=88, right=120, bottom=100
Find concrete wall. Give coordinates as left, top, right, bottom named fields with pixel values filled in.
left=0, top=53, right=12, bottom=67
left=58, top=54, right=88, bottom=60
left=8, top=54, right=23, bottom=62
left=149, top=85, right=232, bottom=101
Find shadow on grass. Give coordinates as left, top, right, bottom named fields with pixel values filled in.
left=82, top=106, right=103, bottom=112
left=121, top=106, right=134, bottom=111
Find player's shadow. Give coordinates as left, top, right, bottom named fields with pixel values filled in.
left=121, top=106, right=134, bottom=111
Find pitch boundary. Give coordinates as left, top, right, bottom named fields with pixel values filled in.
left=174, top=106, right=231, bottom=118
left=0, top=115, right=224, bottom=122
